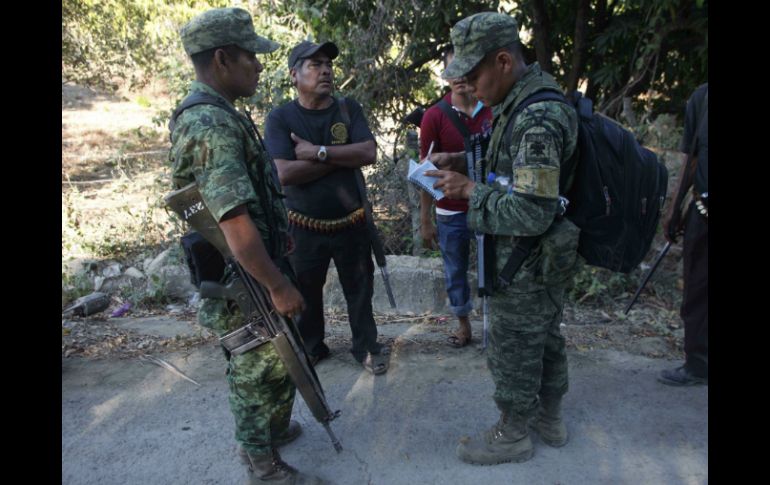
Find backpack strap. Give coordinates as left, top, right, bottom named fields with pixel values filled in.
left=498, top=89, right=573, bottom=192
left=495, top=89, right=574, bottom=288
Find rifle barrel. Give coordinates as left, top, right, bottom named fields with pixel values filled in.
left=624, top=242, right=671, bottom=314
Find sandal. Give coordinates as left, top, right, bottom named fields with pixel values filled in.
left=447, top=332, right=472, bottom=348
left=360, top=352, right=388, bottom=375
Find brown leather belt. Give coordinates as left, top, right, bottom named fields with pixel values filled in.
left=288, top=208, right=366, bottom=233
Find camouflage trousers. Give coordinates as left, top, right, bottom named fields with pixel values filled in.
left=487, top=282, right=569, bottom=419
left=199, top=298, right=296, bottom=455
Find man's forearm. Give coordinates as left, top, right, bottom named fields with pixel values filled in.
left=275, top=158, right=337, bottom=186
left=325, top=140, right=377, bottom=168
left=419, top=190, right=434, bottom=223
left=219, top=212, right=287, bottom=291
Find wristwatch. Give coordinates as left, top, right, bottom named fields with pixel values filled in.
left=317, top=145, right=328, bottom=162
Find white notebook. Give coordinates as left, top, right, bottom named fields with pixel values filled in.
left=407, top=158, right=445, bottom=200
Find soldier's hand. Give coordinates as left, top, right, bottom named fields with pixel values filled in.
left=420, top=221, right=438, bottom=250
left=425, top=169, right=475, bottom=200
left=269, top=278, right=306, bottom=319
left=290, top=133, right=319, bottom=161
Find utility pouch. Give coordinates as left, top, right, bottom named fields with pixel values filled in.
left=180, top=231, right=226, bottom=288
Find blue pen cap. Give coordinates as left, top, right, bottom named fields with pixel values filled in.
left=487, top=172, right=496, bottom=184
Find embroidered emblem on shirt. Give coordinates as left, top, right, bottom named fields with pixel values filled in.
left=331, top=122, right=348, bottom=144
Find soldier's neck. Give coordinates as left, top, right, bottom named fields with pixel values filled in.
left=196, top=74, right=236, bottom=105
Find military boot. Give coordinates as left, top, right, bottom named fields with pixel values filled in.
left=529, top=395, right=568, bottom=447
left=244, top=448, right=326, bottom=484
left=456, top=411, right=533, bottom=465
left=239, top=421, right=303, bottom=466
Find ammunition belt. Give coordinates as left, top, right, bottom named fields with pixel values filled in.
left=288, top=208, right=366, bottom=233
left=694, top=189, right=708, bottom=219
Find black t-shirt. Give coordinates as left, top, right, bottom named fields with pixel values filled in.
left=264, top=97, right=375, bottom=218
left=680, top=83, right=708, bottom=195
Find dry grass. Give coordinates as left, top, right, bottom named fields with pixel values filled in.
left=62, top=84, right=180, bottom=263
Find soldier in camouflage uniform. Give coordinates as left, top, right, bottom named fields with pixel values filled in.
left=428, top=12, right=580, bottom=465
left=169, top=8, right=325, bottom=484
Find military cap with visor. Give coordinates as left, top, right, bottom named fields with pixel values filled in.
left=442, top=12, right=520, bottom=80
left=180, top=7, right=279, bottom=56
left=288, top=40, right=340, bottom=69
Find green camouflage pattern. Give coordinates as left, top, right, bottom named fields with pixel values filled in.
left=199, top=299, right=295, bottom=455
left=488, top=286, right=569, bottom=418
left=468, top=63, right=579, bottom=290
left=180, top=7, right=279, bottom=56
left=442, top=12, right=520, bottom=79
left=465, top=63, right=580, bottom=418
left=171, top=80, right=294, bottom=455
left=170, top=81, right=288, bottom=255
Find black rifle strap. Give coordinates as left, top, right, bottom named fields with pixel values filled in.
left=437, top=99, right=486, bottom=184
left=495, top=89, right=572, bottom=288
left=437, top=99, right=472, bottom=138
left=337, top=97, right=385, bottom=264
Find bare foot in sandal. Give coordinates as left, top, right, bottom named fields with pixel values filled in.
left=447, top=316, right=472, bottom=348
left=360, top=352, right=389, bottom=375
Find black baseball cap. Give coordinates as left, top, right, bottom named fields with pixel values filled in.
left=288, top=40, right=339, bottom=69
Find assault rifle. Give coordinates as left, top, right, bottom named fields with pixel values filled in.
left=164, top=182, right=343, bottom=453
left=466, top=133, right=491, bottom=349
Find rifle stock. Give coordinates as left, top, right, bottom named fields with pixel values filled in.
left=164, top=183, right=343, bottom=453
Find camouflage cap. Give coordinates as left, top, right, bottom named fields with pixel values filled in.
left=442, top=12, right=519, bottom=80
left=180, top=7, right=279, bottom=56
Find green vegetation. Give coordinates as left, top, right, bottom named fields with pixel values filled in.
left=61, top=0, right=705, bottom=309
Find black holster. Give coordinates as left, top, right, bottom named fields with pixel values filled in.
left=180, top=231, right=226, bottom=288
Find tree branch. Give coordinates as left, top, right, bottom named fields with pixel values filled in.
left=566, top=0, right=591, bottom=95
left=529, top=0, right=553, bottom=73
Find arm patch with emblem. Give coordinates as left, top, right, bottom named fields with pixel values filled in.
left=512, top=132, right=560, bottom=199
left=524, top=133, right=554, bottom=163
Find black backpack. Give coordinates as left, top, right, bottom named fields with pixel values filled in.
left=497, top=90, right=668, bottom=282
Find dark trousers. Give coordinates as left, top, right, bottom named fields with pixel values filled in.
left=288, top=223, right=380, bottom=362
left=681, top=204, right=708, bottom=377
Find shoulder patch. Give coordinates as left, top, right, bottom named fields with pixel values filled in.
left=524, top=133, right=553, bottom=163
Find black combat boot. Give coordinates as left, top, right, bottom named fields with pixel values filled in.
left=529, top=395, right=568, bottom=447
left=244, top=448, right=326, bottom=484
left=456, top=411, right=533, bottom=465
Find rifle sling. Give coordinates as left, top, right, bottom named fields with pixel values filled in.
left=337, top=97, right=387, bottom=267
left=436, top=99, right=472, bottom=154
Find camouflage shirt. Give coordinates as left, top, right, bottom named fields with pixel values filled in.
left=467, top=63, right=580, bottom=288
left=169, top=81, right=288, bottom=258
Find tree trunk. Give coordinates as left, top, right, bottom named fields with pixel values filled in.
left=566, top=0, right=591, bottom=96
left=529, top=0, right=553, bottom=73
